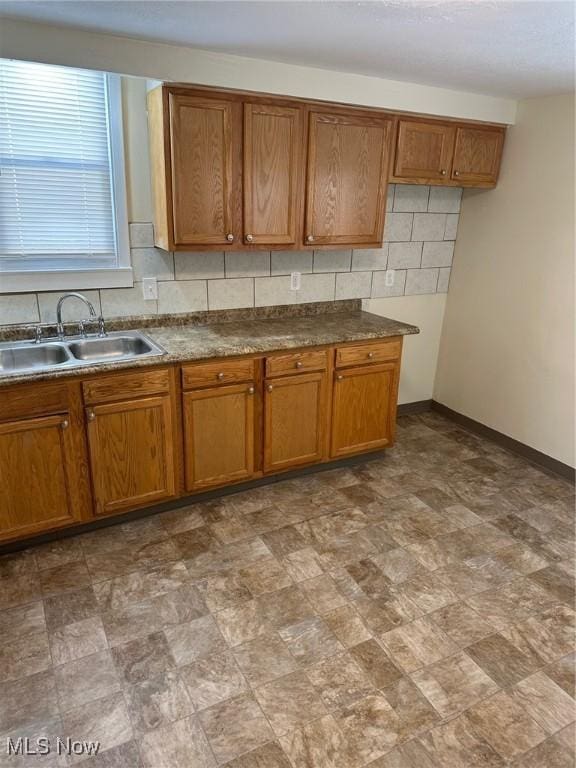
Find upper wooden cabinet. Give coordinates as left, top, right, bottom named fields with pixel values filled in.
left=305, top=109, right=392, bottom=247
left=451, top=126, right=505, bottom=185
left=392, top=120, right=456, bottom=182
left=243, top=102, right=304, bottom=246
left=392, top=118, right=505, bottom=188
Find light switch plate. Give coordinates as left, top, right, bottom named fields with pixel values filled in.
left=385, top=269, right=395, bottom=287
left=290, top=271, right=301, bottom=291
left=142, top=277, right=158, bottom=300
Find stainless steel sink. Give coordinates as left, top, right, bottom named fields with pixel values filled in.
left=0, top=343, right=71, bottom=373
left=68, top=333, right=162, bottom=361
left=0, top=331, right=165, bottom=378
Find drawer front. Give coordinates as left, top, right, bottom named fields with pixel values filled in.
left=336, top=339, right=402, bottom=368
left=266, top=349, right=329, bottom=378
left=0, top=380, right=69, bottom=422
left=83, top=368, right=171, bottom=404
left=182, top=358, right=255, bottom=389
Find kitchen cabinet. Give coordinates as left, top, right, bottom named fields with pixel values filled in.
left=451, top=126, right=505, bottom=185
left=305, top=109, right=392, bottom=247
left=84, top=370, right=179, bottom=516
left=243, top=102, right=304, bottom=246
left=183, top=383, right=257, bottom=491
left=392, top=119, right=456, bottom=183
left=264, top=370, right=329, bottom=472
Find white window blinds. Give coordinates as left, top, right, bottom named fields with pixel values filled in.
left=0, top=59, right=123, bottom=272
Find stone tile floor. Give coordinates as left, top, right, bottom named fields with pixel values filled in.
left=0, top=411, right=574, bottom=767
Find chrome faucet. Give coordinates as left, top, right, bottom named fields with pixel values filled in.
left=56, top=293, right=97, bottom=340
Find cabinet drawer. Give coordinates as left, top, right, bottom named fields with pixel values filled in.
left=0, top=380, right=69, bottom=422
left=83, top=368, right=170, bottom=404
left=336, top=339, right=402, bottom=368
left=266, top=349, right=328, bottom=378
left=182, top=358, right=255, bottom=389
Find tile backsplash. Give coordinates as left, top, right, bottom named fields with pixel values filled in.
left=0, top=185, right=461, bottom=325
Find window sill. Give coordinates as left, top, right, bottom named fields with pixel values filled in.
left=0, top=268, right=134, bottom=293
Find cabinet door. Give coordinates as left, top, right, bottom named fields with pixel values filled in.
left=393, top=120, right=455, bottom=182
left=243, top=103, right=304, bottom=246
left=305, top=110, right=392, bottom=246
left=0, top=415, right=84, bottom=540
left=264, top=372, right=328, bottom=472
left=183, top=383, right=256, bottom=491
left=86, top=395, right=177, bottom=515
left=452, top=127, right=504, bottom=185
left=169, top=93, right=241, bottom=246
left=331, top=363, right=399, bottom=458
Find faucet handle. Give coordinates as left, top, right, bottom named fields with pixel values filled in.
left=78, top=320, right=87, bottom=339
left=97, top=316, right=107, bottom=338
left=31, top=325, right=44, bottom=344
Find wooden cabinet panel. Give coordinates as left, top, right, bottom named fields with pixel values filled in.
left=305, top=110, right=392, bottom=246
left=264, top=371, right=328, bottom=472
left=86, top=395, right=177, bottom=515
left=336, top=339, right=402, bottom=368
left=169, top=92, right=241, bottom=246
left=83, top=369, right=170, bottom=405
left=266, top=349, right=328, bottom=378
left=452, top=126, right=504, bottom=185
left=183, top=383, right=256, bottom=491
left=0, top=415, right=84, bottom=540
left=331, top=362, right=399, bottom=458
left=243, top=103, right=303, bottom=245
left=182, top=358, right=256, bottom=389
left=393, top=120, right=456, bottom=182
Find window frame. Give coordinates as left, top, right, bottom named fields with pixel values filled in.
left=0, top=69, right=133, bottom=293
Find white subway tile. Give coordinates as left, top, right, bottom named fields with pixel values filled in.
left=38, top=291, right=101, bottom=324
left=388, top=242, right=422, bottom=270
left=384, top=213, right=413, bottom=242
left=411, top=213, right=447, bottom=241
left=129, top=223, right=154, bottom=248
left=428, top=186, right=463, bottom=213
left=386, top=184, right=395, bottom=212
left=225, top=252, right=270, bottom=278
left=158, top=280, right=207, bottom=314
left=101, top=285, right=157, bottom=318
left=208, top=278, right=254, bottom=310
left=0, top=294, right=39, bottom=325
left=313, top=250, right=351, bottom=273
left=131, top=248, right=174, bottom=281
left=393, top=185, right=429, bottom=212
left=437, top=267, right=451, bottom=293
left=175, top=252, right=225, bottom=280
left=421, top=241, right=454, bottom=268
left=271, top=251, right=313, bottom=276
left=335, top=271, right=372, bottom=300
left=444, top=214, right=460, bottom=240
left=405, top=268, right=439, bottom=295
left=351, top=247, right=388, bottom=271
left=371, top=270, right=406, bottom=298
left=299, top=273, right=336, bottom=304
left=254, top=276, right=296, bottom=307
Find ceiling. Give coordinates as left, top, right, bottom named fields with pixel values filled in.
left=0, top=1, right=574, bottom=99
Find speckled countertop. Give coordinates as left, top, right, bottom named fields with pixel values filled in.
left=0, top=302, right=419, bottom=387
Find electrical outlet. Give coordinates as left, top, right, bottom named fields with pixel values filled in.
left=385, top=269, right=395, bottom=287
left=142, top=277, right=158, bottom=300
left=290, top=271, right=301, bottom=291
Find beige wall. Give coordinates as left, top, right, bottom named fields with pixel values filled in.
left=434, top=94, right=575, bottom=466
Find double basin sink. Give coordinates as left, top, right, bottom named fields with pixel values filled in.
left=0, top=331, right=166, bottom=377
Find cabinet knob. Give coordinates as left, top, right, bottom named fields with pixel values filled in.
left=226, top=233, right=234, bottom=242
left=306, top=235, right=314, bottom=243
left=440, top=169, right=446, bottom=176
left=248, top=386, right=255, bottom=394
left=295, top=361, right=303, bottom=369
left=87, top=410, right=95, bottom=422
left=267, top=384, right=273, bottom=392
left=245, top=234, right=254, bottom=243
left=367, top=352, right=374, bottom=359
left=217, top=372, right=225, bottom=380
left=61, top=419, right=69, bottom=430
left=336, top=374, right=343, bottom=381
left=454, top=170, right=460, bottom=177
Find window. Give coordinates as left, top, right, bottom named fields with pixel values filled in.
left=0, top=59, right=131, bottom=291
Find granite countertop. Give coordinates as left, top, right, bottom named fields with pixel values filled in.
left=0, top=304, right=419, bottom=387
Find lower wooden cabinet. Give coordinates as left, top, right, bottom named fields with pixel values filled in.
left=86, top=394, right=178, bottom=516
left=264, top=371, right=328, bottom=472
left=183, top=382, right=256, bottom=491
left=0, top=413, right=85, bottom=540
left=331, top=362, right=399, bottom=458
